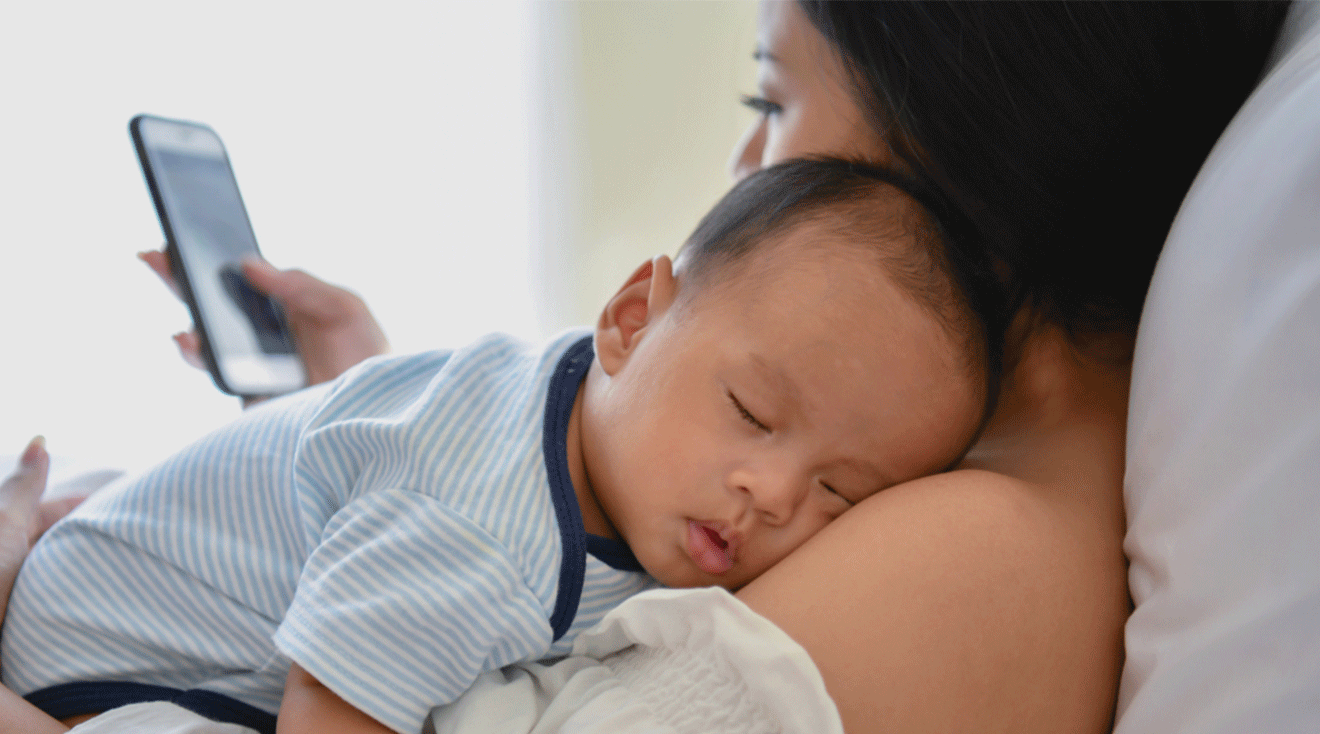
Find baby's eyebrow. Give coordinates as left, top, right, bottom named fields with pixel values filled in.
left=747, top=353, right=895, bottom=493
left=758, top=353, right=894, bottom=485
left=747, top=352, right=801, bottom=411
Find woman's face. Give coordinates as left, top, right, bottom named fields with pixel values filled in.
left=729, top=1, right=895, bottom=180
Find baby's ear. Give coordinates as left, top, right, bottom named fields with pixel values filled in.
left=595, top=255, right=677, bottom=376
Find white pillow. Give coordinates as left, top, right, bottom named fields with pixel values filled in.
left=1117, top=3, right=1320, bottom=732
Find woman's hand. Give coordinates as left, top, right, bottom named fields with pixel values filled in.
left=0, top=438, right=71, bottom=733
left=0, top=437, right=84, bottom=620
left=139, top=250, right=390, bottom=388
left=1, top=437, right=51, bottom=615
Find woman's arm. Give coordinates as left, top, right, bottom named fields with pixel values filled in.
left=737, top=468, right=1128, bottom=734
left=0, top=438, right=71, bottom=734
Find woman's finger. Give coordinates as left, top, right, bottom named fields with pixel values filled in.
left=240, top=258, right=365, bottom=322
left=140, top=250, right=210, bottom=373
left=172, top=331, right=206, bottom=370
left=0, top=437, right=48, bottom=521
left=0, top=438, right=50, bottom=627
left=0, top=438, right=49, bottom=563
left=138, top=249, right=183, bottom=300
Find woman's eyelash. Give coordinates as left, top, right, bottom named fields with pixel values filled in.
left=740, top=94, right=782, bottom=116
left=728, top=391, right=770, bottom=432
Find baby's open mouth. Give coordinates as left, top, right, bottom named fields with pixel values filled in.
left=686, top=520, right=735, bottom=575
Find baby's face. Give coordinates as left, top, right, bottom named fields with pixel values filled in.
left=582, top=231, right=983, bottom=590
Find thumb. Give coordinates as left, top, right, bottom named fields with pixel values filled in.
left=238, top=257, right=285, bottom=297
left=2, top=437, right=49, bottom=525
left=239, top=259, right=357, bottom=322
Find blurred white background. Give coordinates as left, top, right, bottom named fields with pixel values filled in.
left=0, top=1, right=755, bottom=472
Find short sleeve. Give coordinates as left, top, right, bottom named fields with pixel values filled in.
left=273, top=490, right=553, bottom=734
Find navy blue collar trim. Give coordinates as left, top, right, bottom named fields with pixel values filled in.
left=26, top=681, right=276, bottom=734
left=587, top=534, right=645, bottom=572
left=543, top=335, right=596, bottom=641
left=544, top=337, right=645, bottom=638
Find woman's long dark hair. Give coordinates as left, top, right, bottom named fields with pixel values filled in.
left=800, top=1, right=1289, bottom=342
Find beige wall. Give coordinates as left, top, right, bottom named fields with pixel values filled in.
left=532, top=0, right=759, bottom=332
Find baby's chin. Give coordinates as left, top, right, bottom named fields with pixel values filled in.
left=641, top=559, right=752, bottom=591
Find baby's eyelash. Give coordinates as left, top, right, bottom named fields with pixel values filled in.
left=821, top=482, right=855, bottom=506
left=740, top=94, right=782, bottom=116
left=728, top=391, right=770, bottom=433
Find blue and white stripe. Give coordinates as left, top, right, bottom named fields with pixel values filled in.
left=2, top=330, right=655, bottom=734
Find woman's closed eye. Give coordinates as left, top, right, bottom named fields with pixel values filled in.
left=727, top=390, right=771, bottom=433
left=740, top=94, right=783, bottom=117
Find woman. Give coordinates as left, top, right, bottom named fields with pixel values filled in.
left=4, top=2, right=1287, bottom=732
left=729, top=3, right=1283, bottom=732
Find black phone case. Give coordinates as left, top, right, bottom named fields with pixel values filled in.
left=129, top=114, right=291, bottom=397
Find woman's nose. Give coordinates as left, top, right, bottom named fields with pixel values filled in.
left=728, top=118, right=767, bottom=181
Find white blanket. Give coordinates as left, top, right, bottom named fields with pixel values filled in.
left=68, top=587, right=841, bottom=734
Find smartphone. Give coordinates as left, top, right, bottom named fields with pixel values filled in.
left=130, top=114, right=305, bottom=397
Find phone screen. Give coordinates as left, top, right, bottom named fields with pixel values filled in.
left=133, top=116, right=304, bottom=395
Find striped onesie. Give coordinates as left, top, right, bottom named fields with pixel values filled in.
left=1, top=330, right=656, bottom=734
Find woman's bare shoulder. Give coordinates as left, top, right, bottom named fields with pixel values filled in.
left=737, top=468, right=1127, bottom=734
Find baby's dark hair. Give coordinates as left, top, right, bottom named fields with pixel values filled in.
left=675, top=158, right=1007, bottom=418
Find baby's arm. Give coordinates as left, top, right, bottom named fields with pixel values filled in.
left=277, top=663, right=394, bottom=734
left=274, top=490, right=555, bottom=733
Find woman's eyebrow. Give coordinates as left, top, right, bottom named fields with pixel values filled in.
left=752, top=46, right=779, bottom=64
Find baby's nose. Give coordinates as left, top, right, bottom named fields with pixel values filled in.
left=734, top=468, right=808, bottom=527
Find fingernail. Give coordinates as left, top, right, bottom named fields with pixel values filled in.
left=21, top=435, right=46, bottom=468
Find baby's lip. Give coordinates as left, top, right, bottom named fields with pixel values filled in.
left=686, top=520, right=740, bottom=576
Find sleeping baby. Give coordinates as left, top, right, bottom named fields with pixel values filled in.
left=1, top=158, right=996, bottom=734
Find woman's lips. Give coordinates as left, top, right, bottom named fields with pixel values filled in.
left=686, top=520, right=735, bottom=575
